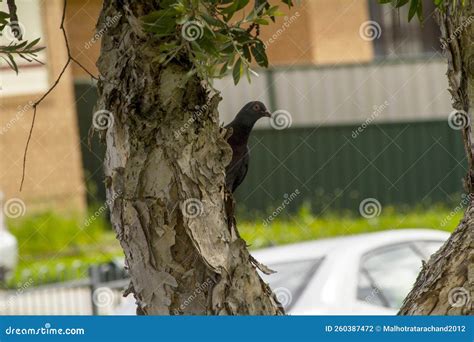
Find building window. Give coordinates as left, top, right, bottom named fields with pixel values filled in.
left=368, top=1, right=441, bottom=58
left=0, top=0, right=48, bottom=97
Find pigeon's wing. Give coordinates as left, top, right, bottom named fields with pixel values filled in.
left=226, top=157, right=242, bottom=191
left=231, top=149, right=249, bottom=192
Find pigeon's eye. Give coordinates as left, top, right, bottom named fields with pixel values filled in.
left=253, top=104, right=260, bottom=111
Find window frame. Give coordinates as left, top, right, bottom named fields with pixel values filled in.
left=367, top=0, right=441, bottom=60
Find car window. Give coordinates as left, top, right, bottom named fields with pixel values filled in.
left=260, top=258, right=323, bottom=311
left=357, top=244, right=424, bottom=309
left=357, top=271, right=386, bottom=307
left=415, top=241, right=444, bottom=259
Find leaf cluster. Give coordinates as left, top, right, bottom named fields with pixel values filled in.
left=142, top=0, right=294, bottom=84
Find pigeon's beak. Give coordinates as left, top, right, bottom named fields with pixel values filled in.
left=263, top=110, right=272, bottom=118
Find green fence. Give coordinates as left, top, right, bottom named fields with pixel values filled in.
left=237, top=121, right=466, bottom=215
left=75, top=82, right=467, bottom=215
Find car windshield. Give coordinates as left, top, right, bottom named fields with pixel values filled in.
left=259, top=258, right=323, bottom=311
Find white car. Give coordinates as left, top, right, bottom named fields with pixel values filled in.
left=0, top=195, right=18, bottom=281
left=114, top=229, right=449, bottom=315
left=253, top=229, right=449, bottom=315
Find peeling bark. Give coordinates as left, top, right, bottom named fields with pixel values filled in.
left=94, top=1, right=283, bottom=315
left=399, top=1, right=474, bottom=315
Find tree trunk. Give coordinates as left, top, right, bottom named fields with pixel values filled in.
left=94, top=1, right=282, bottom=315
left=399, top=1, right=474, bottom=315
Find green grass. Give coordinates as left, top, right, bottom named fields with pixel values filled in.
left=5, top=209, right=122, bottom=288
left=239, top=204, right=461, bottom=249
left=4, top=203, right=463, bottom=287
left=6, top=253, right=122, bottom=288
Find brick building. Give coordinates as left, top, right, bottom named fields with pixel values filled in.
left=0, top=0, right=85, bottom=213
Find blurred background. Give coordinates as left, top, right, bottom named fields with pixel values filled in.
left=0, top=0, right=466, bottom=315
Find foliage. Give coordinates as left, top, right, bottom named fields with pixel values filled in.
left=377, top=0, right=458, bottom=22
left=5, top=253, right=121, bottom=289
left=4, top=209, right=122, bottom=288
left=0, top=0, right=44, bottom=73
left=239, top=204, right=458, bottom=249
left=142, top=0, right=294, bottom=84
left=6, top=210, right=117, bottom=259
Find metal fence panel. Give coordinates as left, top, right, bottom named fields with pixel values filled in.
left=0, top=264, right=130, bottom=315
left=234, top=120, right=466, bottom=215
left=216, top=58, right=452, bottom=127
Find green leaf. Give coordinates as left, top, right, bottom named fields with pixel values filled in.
left=200, top=13, right=224, bottom=27
left=24, top=37, right=41, bottom=50
left=0, top=11, right=9, bottom=22
left=408, top=0, right=419, bottom=21
left=3, top=53, right=18, bottom=74
left=219, top=62, right=229, bottom=77
left=253, top=18, right=269, bottom=25
left=394, top=0, right=409, bottom=7
left=251, top=41, right=268, bottom=68
left=142, top=9, right=178, bottom=23
left=266, top=6, right=283, bottom=17
left=242, top=44, right=251, bottom=62
left=142, top=10, right=177, bottom=36
left=232, top=58, right=243, bottom=84
left=248, top=1, right=269, bottom=21
left=221, top=0, right=250, bottom=18
left=416, top=0, right=423, bottom=21
left=244, top=65, right=252, bottom=83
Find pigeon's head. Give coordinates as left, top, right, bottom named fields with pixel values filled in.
left=235, top=101, right=272, bottom=127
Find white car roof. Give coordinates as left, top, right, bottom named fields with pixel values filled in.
left=251, top=228, right=450, bottom=265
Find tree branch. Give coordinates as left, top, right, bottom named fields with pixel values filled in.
left=20, top=0, right=98, bottom=191
left=7, top=0, right=22, bottom=40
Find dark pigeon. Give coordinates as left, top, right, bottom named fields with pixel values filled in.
left=225, top=101, right=272, bottom=192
